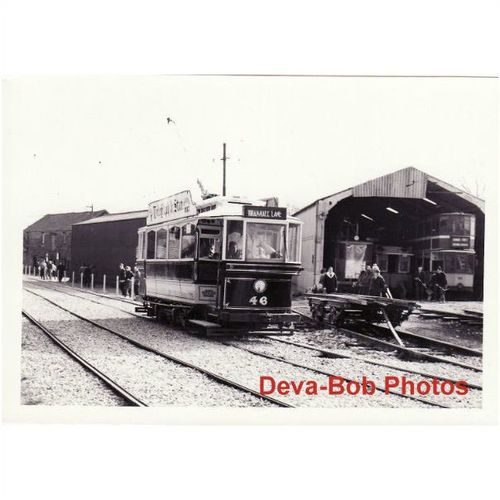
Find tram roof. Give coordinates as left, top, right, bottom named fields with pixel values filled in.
left=144, top=194, right=301, bottom=226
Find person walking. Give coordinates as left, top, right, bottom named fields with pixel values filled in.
left=319, top=266, right=338, bottom=294
left=369, top=268, right=388, bottom=297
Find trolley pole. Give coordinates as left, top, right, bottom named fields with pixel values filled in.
left=103, top=274, right=106, bottom=293
left=222, top=142, right=227, bottom=196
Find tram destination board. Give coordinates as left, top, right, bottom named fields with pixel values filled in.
left=243, top=205, right=287, bottom=220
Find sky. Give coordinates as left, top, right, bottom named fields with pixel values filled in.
left=3, top=75, right=497, bottom=229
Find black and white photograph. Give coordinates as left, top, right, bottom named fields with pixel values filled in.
left=2, top=3, right=499, bottom=500
left=3, top=74, right=496, bottom=419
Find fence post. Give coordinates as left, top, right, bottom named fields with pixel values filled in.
left=103, top=274, right=106, bottom=293
left=72, top=271, right=75, bottom=287
left=116, top=276, right=119, bottom=295
left=80, top=272, right=83, bottom=289
left=131, top=277, right=135, bottom=299
left=91, top=273, right=94, bottom=290
left=64, top=270, right=67, bottom=279
left=28, top=265, right=31, bottom=275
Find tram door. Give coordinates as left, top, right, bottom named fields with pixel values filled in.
left=195, top=222, right=222, bottom=286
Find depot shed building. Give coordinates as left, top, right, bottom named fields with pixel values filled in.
left=71, top=210, right=148, bottom=284
left=294, top=167, right=485, bottom=299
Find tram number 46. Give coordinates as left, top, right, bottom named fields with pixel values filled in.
left=249, top=295, right=268, bottom=306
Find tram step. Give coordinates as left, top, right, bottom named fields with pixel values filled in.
left=188, top=319, right=222, bottom=329
left=464, top=309, right=483, bottom=317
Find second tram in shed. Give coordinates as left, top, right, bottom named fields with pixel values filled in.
left=136, top=191, right=302, bottom=335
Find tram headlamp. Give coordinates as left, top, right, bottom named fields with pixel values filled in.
left=253, top=279, right=267, bottom=293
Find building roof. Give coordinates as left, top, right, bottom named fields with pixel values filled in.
left=25, top=210, right=108, bottom=232
left=74, top=210, right=148, bottom=225
left=294, top=167, right=485, bottom=216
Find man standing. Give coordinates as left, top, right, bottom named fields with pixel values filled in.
left=413, top=266, right=427, bottom=301
left=356, top=265, right=372, bottom=295
left=431, top=266, right=448, bottom=303
left=319, top=266, right=338, bottom=294
left=57, top=261, right=66, bottom=282
left=133, top=263, right=141, bottom=298
left=124, top=265, right=134, bottom=298
left=369, top=268, right=388, bottom=297
left=118, top=263, right=127, bottom=296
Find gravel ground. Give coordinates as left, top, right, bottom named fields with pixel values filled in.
left=228, top=337, right=482, bottom=408
left=21, top=317, right=125, bottom=406
left=23, top=283, right=450, bottom=408
left=288, top=329, right=483, bottom=387
left=22, top=289, right=273, bottom=407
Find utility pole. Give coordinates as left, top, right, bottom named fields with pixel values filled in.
left=221, top=143, right=227, bottom=196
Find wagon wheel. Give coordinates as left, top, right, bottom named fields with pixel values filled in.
left=327, top=307, right=345, bottom=328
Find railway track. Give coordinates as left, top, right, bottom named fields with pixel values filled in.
left=292, top=308, right=482, bottom=372
left=22, top=309, right=148, bottom=407
left=23, top=287, right=293, bottom=408
left=24, top=282, right=482, bottom=407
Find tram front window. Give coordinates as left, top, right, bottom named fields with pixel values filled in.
left=444, top=253, right=474, bottom=274
left=226, top=220, right=243, bottom=260
left=246, top=222, right=285, bottom=261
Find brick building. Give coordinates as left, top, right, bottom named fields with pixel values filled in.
left=23, top=210, right=107, bottom=269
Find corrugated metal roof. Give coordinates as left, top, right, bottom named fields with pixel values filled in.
left=294, top=167, right=485, bottom=215
left=74, top=210, right=148, bottom=225
left=352, top=167, right=427, bottom=198
left=25, top=210, right=108, bottom=232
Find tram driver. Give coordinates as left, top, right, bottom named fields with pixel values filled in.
left=200, top=238, right=221, bottom=259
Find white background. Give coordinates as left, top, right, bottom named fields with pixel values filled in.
left=1, top=1, right=499, bottom=499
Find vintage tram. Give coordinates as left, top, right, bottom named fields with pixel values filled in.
left=410, top=212, right=476, bottom=293
left=136, top=191, right=302, bottom=335
left=329, top=212, right=476, bottom=297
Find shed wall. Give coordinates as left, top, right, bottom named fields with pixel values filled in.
left=71, top=218, right=146, bottom=283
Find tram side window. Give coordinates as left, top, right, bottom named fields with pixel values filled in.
left=288, top=224, right=300, bottom=262
left=246, top=223, right=285, bottom=261
left=168, top=226, right=180, bottom=259
left=146, top=231, right=156, bottom=259
left=200, top=235, right=221, bottom=259
left=226, top=220, right=243, bottom=260
left=137, top=233, right=144, bottom=259
left=399, top=255, right=411, bottom=273
left=156, top=229, right=168, bottom=259
left=181, top=224, right=196, bottom=259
